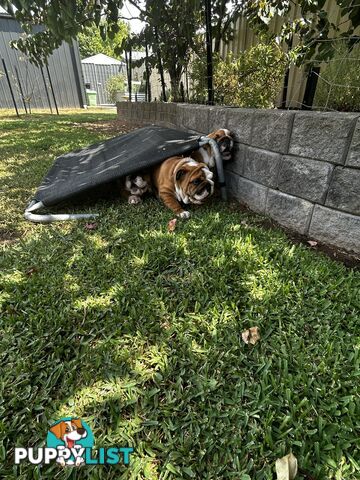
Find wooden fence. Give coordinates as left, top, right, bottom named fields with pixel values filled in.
left=219, top=0, right=360, bottom=109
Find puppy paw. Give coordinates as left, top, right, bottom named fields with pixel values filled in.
left=177, top=210, right=190, bottom=219
left=75, top=457, right=85, bottom=466
left=128, top=195, right=142, bottom=205
left=57, top=457, right=66, bottom=467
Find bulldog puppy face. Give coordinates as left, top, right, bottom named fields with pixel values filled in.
left=50, top=419, right=87, bottom=448
left=125, top=175, right=149, bottom=195
left=208, top=129, right=234, bottom=161
left=174, top=158, right=214, bottom=205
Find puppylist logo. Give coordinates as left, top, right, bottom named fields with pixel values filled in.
left=14, top=417, right=133, bottom=467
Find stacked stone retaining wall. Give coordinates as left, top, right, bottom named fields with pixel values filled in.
left=117, top=101, right=360, bottom=254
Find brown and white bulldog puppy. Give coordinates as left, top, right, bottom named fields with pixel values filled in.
left=152, top=156, right=214, bottom=218
left=191, top=128, right=234, bottom=168
left=118, top=173, right=152, bottom=204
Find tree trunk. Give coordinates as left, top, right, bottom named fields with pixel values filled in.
left=169, top=73, right=182, bottom=102
left=213, top=0, right=226, bottom=54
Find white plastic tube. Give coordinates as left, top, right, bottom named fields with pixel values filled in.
left=24, top=201, right=99, bottom=224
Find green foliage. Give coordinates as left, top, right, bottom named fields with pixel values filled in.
left=191, top=42, right=286, bottom=108
left=214, top=44, right=286, bottom=108
left=314, top=42, right=360, bottom=112
left=1, top=110, right=360, bottom=480
left=0, top=0, right=126, bottom=65
left=105, top=74, right=126, bottom=103
left=243, top=0, right=360, bottom=65
left=132, top=0, right=202, bottom=101
left=77, top=21, right=129, bottom=59
left=210, top=0, right=243, bottom=53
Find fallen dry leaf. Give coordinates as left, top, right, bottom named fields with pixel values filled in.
left=84, top=222, right=97, bottom=231
left=307, top=240, right=318, bottom=247
left=275, top=453, right=298, bottom=480
left=241, top=326, right=260, bottom=345
left=168, top=218, right=177, bottom=233
left=26, top=267, right=38, bottom=276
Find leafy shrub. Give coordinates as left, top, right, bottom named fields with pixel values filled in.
left=214, top=43, right=286, bottom=108
left=105, top=74, right=126, bottom=103
left=189, top=50, right=217, bottom=104
left=190, top=42, right=286, bottom=108
left=314, top=42, right=360, bottom=112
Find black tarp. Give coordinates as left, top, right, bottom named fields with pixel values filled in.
left=34, top=126, right=201, bottom=206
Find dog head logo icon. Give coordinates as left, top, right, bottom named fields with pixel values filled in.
left=46, top=417, right=94, bottom=466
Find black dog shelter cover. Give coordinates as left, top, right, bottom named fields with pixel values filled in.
left=35, top=126, right=201, bottom=207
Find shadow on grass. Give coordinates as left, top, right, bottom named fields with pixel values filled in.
left=0, top=113, right=119, bottom=236
left=1, top=198, right=359, bottom=480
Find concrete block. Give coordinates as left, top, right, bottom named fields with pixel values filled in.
left=347, top=117, right=360, bottom=168
left=225, top=143, right=248, bottom=176
left=289, top=112, right=359, bottom=164
left=208, top=106, right=227, bottom=133
left=278, top=155, right=333, bottom=203
left=155, top=108, right=165, bottom=122
left=163, top=102, right=177, bottom=116
left=178, top=104, right=209, bottom=133
left=142, top=105, right=150, bottom=120
left=325, top=167, right=360, bottom=215
left=266, top=189, right=313, bottom=234
left=117, top=102, right=128, bottom=120
left=226, top=108, right=253, bottom=144
left=226, top=172, right=267, bottom=213
left=243, top=146, right=281, bottom=187
left=309, top=205, right=360, bottom=254
left=251, top=110, right=294, bottom=153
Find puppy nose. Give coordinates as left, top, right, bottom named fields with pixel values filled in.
left=77, top=428, right=85, bottom=435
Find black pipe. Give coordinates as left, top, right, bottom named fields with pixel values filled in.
left=281, top=36, right=293, bottom=109
left=45, top=64, right=59, bottom=115
left=40, top=66, right=53, bottom=114
left=281, top=68, right=290, bottom=109
left=204, top=0, right=214, bottom=105
left=14, top=65, right=28, bottom=114
left=154, top=26, right=167, bottom=102
left=1, top=58, right=19, bottom=117
left=69, top=41, right=86, bottom=108
left=125, top=47, right=132, bottom=102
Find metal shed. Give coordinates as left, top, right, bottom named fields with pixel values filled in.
left=81, top=53, right=125, bottom=105
left=0, top=12, right=86, bottom=111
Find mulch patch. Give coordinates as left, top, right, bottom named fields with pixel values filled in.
left=0, top=229, right=20, bottom=246
left=71, top=119, right=144, bottom=136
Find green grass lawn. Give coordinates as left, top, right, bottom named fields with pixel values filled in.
left=1, top=109, right=359, bottom=480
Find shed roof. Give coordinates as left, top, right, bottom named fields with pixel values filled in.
left=81, top=53, right=124, bottom=65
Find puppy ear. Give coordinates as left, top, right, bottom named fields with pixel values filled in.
left=207, top=131, right=217, bottom=139
left=49, top=422, right=65, bottom=439
left=72, top=418, right=82, bottom=429
left=176, top=169, right=186, bottom=181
